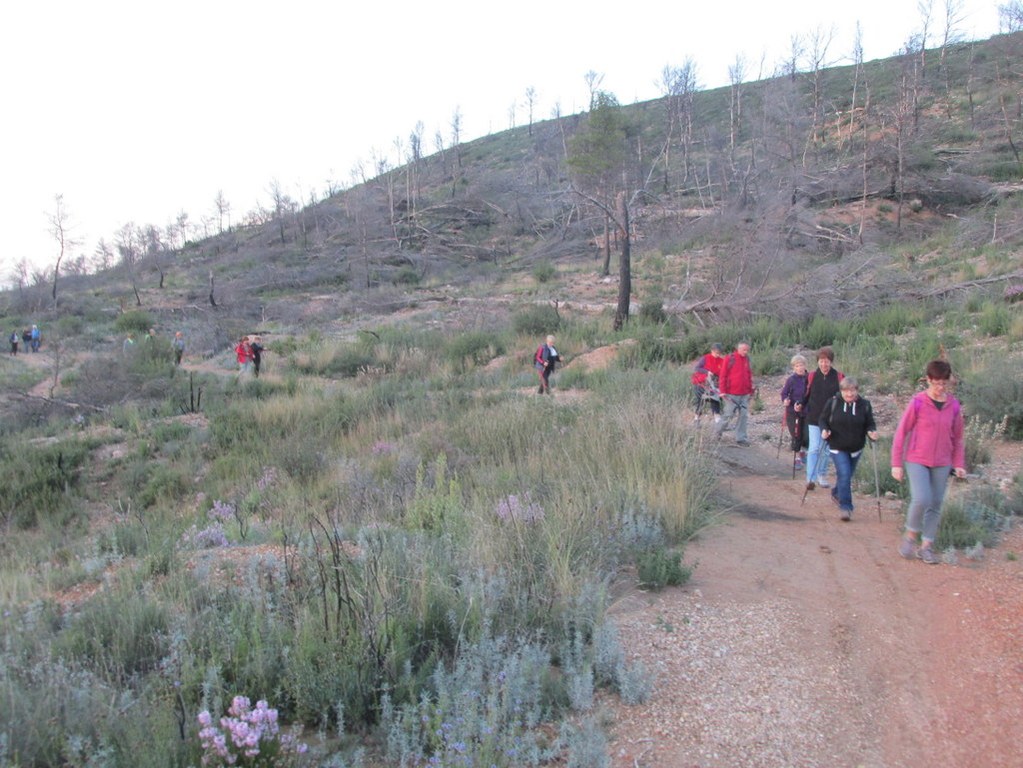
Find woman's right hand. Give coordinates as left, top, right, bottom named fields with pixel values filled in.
left=891, top=467, right=904, bottom=482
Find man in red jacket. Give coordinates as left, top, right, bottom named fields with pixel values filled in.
left=714, top=341, right=755, bottom=446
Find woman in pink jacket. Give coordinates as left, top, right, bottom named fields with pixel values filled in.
left=891, top=360, right=966, bottom=564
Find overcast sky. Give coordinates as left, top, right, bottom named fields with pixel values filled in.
left=0, top=0, right=1002, bottom=283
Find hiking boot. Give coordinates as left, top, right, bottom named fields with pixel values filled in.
left=840, top=510, right=851, bottom=521
left=544, top=385, right=551, bottom=395
left=537, top=385, right=545, bottom=394
left=917, top=546, right=940, bottom=565
left=898, top=538, right=917, bottom=559
left=736, top=439, right=751, bottom=447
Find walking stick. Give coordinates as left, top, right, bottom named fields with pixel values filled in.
left=791, top=414, right=801, bottom=480
left=776, top=410, right=786, bottom=459
left=869, top=438, right=882, bottom=523
left=800, top=439, right=829, bottom=505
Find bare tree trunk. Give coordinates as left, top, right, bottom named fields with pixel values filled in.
left=208, top=271, right=217, bottom=307
left=614, top=192, right=631, bottom=331
left=601, top=214, right=612, bottom=276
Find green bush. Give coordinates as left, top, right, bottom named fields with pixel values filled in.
left=512, top=304, right=561, bottom=336
left=958, top=373, right=1023, bottom=439
left=937, top=487, right=1011, bottom=550
left=445, top=330, right=505, bottom=372
left=637, top=293, right=668, bottom=326
left=0, top=439, right=90, bottom=528
left=636, top=547, right=690, bottom=590
left=115, top=311, right=155, bottom=335
left=53, top=589, right=171, bottom=683
left=532, top=262, right=556, bottom=283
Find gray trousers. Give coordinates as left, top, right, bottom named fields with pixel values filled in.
left=904, top=462, right=952, bottom=543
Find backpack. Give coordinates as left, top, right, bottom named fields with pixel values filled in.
left=535, top=344, right=546, bottom=365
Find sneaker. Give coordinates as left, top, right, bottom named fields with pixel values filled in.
left=917, top=546, right=940, bottom=565
left=817, top=480, right=831, bottom=489
left=840, top=510, right=851, bottom=522
left=794, top=458, right=804, bottom=469
left=898, top=538, right=917, bottom=559
left=714, top=415, right=722, bottom=424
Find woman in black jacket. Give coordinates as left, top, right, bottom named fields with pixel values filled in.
left=820, top=378, right=879, bottom=521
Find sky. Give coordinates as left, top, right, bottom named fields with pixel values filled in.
left=0, top=0, right=1002, bottom=284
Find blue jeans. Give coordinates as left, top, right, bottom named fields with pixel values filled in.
left=905, top=462, right=952, bottom=542
left=829, top=449, right=862, bottom=513
left=806, top=425, right=831, bottom=483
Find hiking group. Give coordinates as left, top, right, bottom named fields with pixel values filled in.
left=235, top=335, right=266, bottom=378
left=695, top=341, right=965, bottom=564
left=9, top=325, right=40, bottom=355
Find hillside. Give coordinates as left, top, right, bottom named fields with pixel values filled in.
left=0, top=30, right=1021, bottom=768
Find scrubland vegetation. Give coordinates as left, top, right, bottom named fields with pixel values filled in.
left=4, top=24, right=1023, bottom=767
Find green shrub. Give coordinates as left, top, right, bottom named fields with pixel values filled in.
left=636, top=547, right=690, bottom=590
left=937, top=487, right=1011, bottom=550
left=982, top=302, right=1014, bottom=336
left=958, top=373, right=1023, bottom=439
left=532, top=262, right=556, bottom=283
left=114, top=311, right=155, bottom=335
left=53, top=590, right=171, bottom=683
left=445, top=330, right=505, bottom=372
left=512, top=304, right=561, bottom=336
left=0, top=439, right=90, bottom=528
left=637, top=293, right=667, bottom=325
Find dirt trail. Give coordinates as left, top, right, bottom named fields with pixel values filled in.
left=606, top=431, right=1023, bottom=768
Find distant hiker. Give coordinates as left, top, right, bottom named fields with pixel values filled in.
left=714, top=341, right=755, bottom=446
left=22, top=328, right=31, bottom=351
left=780, top=354, right=809, bottom=467
left=820, top=378, right=879, bottom=522
left=692, top=342, right=725, bottom=424
left=800, top=346, right=843, bottom=489
left=145, top=327, right=157, bottom=343
left=250, top=335, right=265, bottom=378
left=122, top=333, right=136, bottom=355
left=891, top=360, right=966, bottom=564
left=235, top=336, right=253, bottom=376
left=9, top=331, right=18, bottom=356
left=172, top=332, right=186, bottom=366
left=534, top=334, right=561, bottom=394
left=30, top=324, right=40, bottom=352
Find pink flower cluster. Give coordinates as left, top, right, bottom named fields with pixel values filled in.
left=197, top=696, right=307, bottom=767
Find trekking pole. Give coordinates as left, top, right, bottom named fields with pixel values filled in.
left=800, top=440, right=829, bottom=505
left=869, top=437, right=882, bottom=523
left=776, top=410, right=786, bottom=459
left=791, top=414, right=801, bottom=480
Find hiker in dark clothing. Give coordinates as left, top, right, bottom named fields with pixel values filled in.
left=800, top=346, right=843, bottom=488
left=780, top=354, right=809, bottom=467
left=820, top=378, right=878, bottom=521
left=22, top=329, right=31, bottom=351
left=9, top=331, right=18, bottom=355
left=534, top=334, right=560, bottom=394
left=250, top=335, right=265, bottom=378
